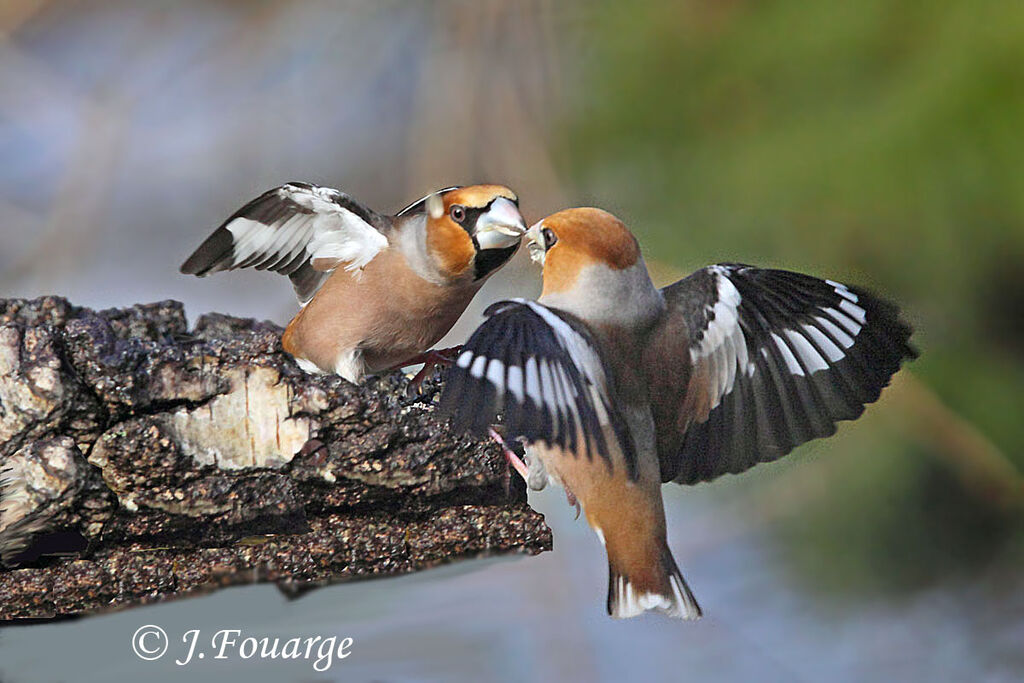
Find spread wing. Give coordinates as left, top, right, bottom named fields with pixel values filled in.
left=648, top=264, right=917, bottom=485
left=180, top=182, right=391, bottom=304
left=395, top=186, right=461, bottom=216
left=439, top=299, right=638, bottom=478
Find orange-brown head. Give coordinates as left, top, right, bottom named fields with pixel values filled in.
left=527, top=207, right=642, bottom=297
left=400, top=184, right=525, bottom=282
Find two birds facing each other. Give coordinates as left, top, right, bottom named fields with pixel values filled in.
left=181, top=183, right=917, bottom=621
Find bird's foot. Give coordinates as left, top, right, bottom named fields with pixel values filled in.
left=393, top=346, right=464, bottom=395
left=565, top=487, right=581, bottom=520
left=488, top=429, right=570, bottom=513
left=429, top=345, right=464, bottom=365
left=489, top=427, right=530, bottom=482
left=392, top=345, right=463, bottom=371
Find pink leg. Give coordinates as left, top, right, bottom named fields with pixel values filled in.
left=488, top=428, right=579, bottom=517
left=489, top=427, right=529, bottom=482
left=390, top=346, right=464, bottom=393
left=390, top=346, right=463, bottom=372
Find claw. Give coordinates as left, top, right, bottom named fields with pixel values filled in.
left=565, top=488, right=581, bottom=520
left=405, top=364, right=434, bottom=396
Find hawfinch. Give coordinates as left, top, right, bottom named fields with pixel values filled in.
left=181, top=183, right=526, bottom=383
left=440, top=207, right=916, bottom=619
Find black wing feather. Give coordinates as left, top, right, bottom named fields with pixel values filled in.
left=180, top=182, right=389, bottom=304
left=660, top=264, right=916, bottom=485
left=439, top=300, right=639, bottom=479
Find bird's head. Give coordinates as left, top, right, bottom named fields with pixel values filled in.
left=401, top=185, right=526, bottom=282
left=527, top=207, right=661, bottom=324
left=527, top=208, right=641, bottom=293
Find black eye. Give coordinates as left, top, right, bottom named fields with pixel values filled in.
left=450, top=205, right=466, bottom=223
left=541, top=227, right=558, bottom=249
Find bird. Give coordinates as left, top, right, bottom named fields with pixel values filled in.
left=440, top=207, right=917, bottom=619
left=180, top=183, right=527, bottom=384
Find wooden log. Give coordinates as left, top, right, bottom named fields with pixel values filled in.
left=0, top=297, right=550, bottom=620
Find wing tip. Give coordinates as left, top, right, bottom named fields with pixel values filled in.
left=666, top=265, right=921, bottom=486
left=180, top=226, right=235, bottom=276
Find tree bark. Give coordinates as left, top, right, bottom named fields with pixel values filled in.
left=0, top=297, right=550, bottom=620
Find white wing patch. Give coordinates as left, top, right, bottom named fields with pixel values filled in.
left=666, top=263, right=915, bottom=486
left=814, top=315, right=855, bottom=348
left=839, top=299, right=867, bottom=324
left=279, top=184, right=388, bottom=272
left=785, top=329, right=829, bottom=373
left=524, top=300, right=614, bottom=426
left=689, top=268, right=869, bottom=411
left=485, top=358, right=506, bottom=387
left=689, top=270, right=756, bottom=410
left=525, top=356, right=542, bottom=406
left=227, top=217, right=279, bottom=264
left=470, top=354, right=487, bottom=378
left=452, top=299, right=615, bottom=429
left=806, top=321, right=849, bottom=360
left=223, top=184, right=388, bottom=277
left=439, top=298, right=644, bottom=474
left=506, top=365, right=525, bottom=403
left=182, top=182, right=391, bottom=307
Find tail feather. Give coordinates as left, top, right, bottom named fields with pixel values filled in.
left=607, top=543, right=702, bottom=620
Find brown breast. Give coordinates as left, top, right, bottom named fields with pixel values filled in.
left=282, top=247, right=480, bottom=373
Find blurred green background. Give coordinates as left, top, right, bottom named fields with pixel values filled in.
left=0, top=1, right=1021, bottom=681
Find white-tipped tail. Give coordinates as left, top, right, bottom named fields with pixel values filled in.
left=607, top=544, right=702, bottom=620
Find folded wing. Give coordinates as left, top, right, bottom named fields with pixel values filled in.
left=180, top=182, right=390, bottom=304
left=648, top=264, right=917, bottom=485
left=439, top=299, right=638, bottom=478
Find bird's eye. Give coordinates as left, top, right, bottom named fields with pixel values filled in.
left=450, top=205, right=466, bottom=223
left=541, top=227, right=558, bottom=249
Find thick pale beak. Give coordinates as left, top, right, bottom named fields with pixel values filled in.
left=526, top=221, right=546, bottom=265
left=475, top=197, right=526, bottom=250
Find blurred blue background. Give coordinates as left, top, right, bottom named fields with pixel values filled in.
left=1, top=1, right=1022, bottom=681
